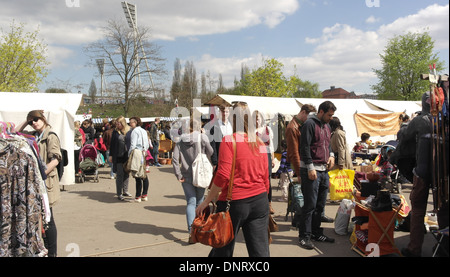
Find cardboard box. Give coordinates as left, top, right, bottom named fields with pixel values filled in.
left=360, top=164, right=373, bottom=173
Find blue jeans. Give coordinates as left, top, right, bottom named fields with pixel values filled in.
left=152, top=141, right=160, bottom=163
left=298, top=168, right=329, bottom=238
left=181, top=182, right=205, bottom=232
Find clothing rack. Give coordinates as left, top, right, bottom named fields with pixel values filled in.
left=0, top=121, right=49, bottom=257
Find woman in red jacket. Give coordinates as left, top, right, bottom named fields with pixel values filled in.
left=196, top=102, right=270, bottom=257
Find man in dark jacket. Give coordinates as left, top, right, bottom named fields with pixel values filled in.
left=149, top=118, right=162, bottom=167
left=298, top=101, right=336, bottom=250
left=392, top=92, right=434, bottom=257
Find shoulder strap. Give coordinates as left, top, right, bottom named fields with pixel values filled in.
left=47, top=131, right=60, bottom=144
left=197, top=133, right=202, bottom=153
left=226, top=135, right=237, bottom=202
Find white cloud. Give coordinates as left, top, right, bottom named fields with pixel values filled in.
left=46, top=46, right=75, bottom=69
left=365, top=15, right=380, bottom=24
left=1, top=0, right=299, bottom=43
left=378, top=3, right=449, bottom=50
left=2, top=1, right=447, bottom=94
left=147, top=0, right=299, bottom=40
left=1, top=0, right=300, bottom=71
left=189, top=3, right=449, bottom=93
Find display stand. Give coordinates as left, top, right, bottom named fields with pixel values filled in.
left=158, top=139, right=173, bottom=159
left=351, top=197, right=402, bottom=257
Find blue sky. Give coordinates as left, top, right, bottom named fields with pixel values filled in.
left=1, top=0, right=448, bottom=97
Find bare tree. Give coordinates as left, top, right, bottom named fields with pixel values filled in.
left=84, top=19, right=166, bottom=116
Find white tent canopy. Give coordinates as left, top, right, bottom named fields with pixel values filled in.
left=206, top=94, right=302, bottom=121
left=205, top=94, right=422, bottom=151
left=295, top=98, right=421, bottom=145
left=1, top=92, right=83, bottom=185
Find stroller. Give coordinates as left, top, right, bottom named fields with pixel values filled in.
left=377, top=140, right=401, bottom=193
left=77, top=144, right=99, bottom=183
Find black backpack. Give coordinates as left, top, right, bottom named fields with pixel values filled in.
left=48, top=132, right=68, bottom=180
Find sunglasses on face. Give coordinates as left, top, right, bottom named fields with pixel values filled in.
left=28, top=117, right=40, bottom=125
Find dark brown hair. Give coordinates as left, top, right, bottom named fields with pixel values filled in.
left=27, top=110, right=49, bottom=127
left=130, top=117, right=142, bottom=126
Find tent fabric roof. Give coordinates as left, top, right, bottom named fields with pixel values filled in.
left=203, top=94, right=423, bottom=147
left=1, top=92, right=83, bottom=185
left=205, top=94, right=302, bottom=120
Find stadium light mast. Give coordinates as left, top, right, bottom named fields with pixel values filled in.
left=96, top=58, right=105, bottom=98
left=121, top=1, right=156, bottom=97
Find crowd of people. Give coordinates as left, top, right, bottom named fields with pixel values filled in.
left=74, top=116, right=165, bottom=202
left=11, top=91, right=445, bottom=257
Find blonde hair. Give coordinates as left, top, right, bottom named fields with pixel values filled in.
left=190, top=117, right=201, bottom=133
left=115, top=116, right=130, bottom=135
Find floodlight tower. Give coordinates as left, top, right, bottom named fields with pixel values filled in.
left=121, top=2, right=156, bottom=97
left=96, top=58, right=105, bottom=98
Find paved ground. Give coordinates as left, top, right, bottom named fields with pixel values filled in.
left=54, top=164, right=438, bottom=258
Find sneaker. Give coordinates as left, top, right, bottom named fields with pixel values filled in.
left=312, top=233, right=335, bottom=243
left=133, top=197, right=141, bottom=203
left=155, top=163, right=162, bottom=167
left=122, top=192, right=132, bottom=197
left=141, top=195, right=148, bottom=201
left=321, top=215, right=334, bottom=223
left=118, top=195, right=125, bottom=201
left=299, top=237, right=315, bottom=250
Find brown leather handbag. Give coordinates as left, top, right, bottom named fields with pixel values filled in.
left=191, top=138, right=236, bottom=248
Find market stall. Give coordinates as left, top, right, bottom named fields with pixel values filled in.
left=1, top=92, right=82, bottom=186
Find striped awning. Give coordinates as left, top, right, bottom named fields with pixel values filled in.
left=91, top=117, right=180, bottom=125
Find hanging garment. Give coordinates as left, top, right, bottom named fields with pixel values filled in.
left=0, top=140, right=47, bottom=257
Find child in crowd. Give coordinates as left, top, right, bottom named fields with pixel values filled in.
left=275, top=140, right=293, bottom=202
left=379, top=146, right=395, bottom=180
left=353, top=133, right=371, bottom=152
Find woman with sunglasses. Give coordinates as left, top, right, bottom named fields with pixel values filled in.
left=81, top=119, right=95, bottom=145
left=17, top=110, right=62, bottom=257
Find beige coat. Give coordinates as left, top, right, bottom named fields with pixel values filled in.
left=36, top=126, right=62, bottom=207
left=127, top=149, right=146, bottom=179
left=330, top=128, right=353, bottom=170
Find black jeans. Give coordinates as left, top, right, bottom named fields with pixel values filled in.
left=44, top=207, right=57, bottom=257
left=209, top=192, right=270, bottom=257
left=135, top=177, right=149, bottom=198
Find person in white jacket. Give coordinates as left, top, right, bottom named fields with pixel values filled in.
left=128, top=117, right=150, bottom=202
